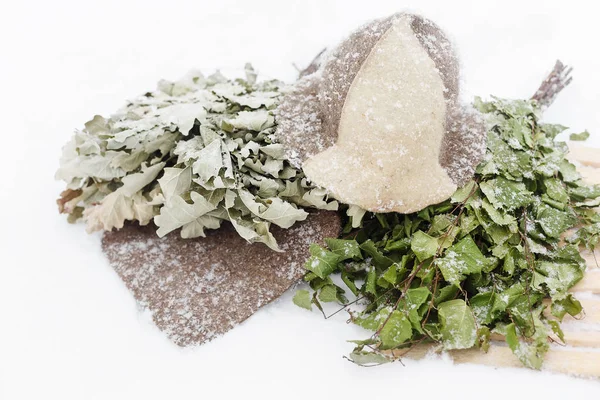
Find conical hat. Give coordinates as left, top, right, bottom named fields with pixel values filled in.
left=276, top=13, right=486, bottom=213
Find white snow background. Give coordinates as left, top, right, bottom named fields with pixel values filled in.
left=1, top=0, right=600, bottom=399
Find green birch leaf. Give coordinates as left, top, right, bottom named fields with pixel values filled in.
left=480, top=177, right=533, bottom=211
left=379, top=310, right=412, bottom=349
left=569, top=184, right=600, bottom=201
left=405, top=287, right=431, bottom=309
left=477, top=326, right=491, bottom=352
left=381, top=265, right=397, bottom=284
left=505, top=322, right=547, bottom=370
left=544, top=178, right=569, bottom=204
left=481, top=199, right=516, bottom=226
left=436, top=235, right=490, bottom=285
left=558, top=160, right=581, bottom=182
left=536, top=204, right=576, bottom=238
left=470, top=292, right=497, bottom=324
left=293, top=290, right=312, bottom=310
left=551, top=294, right=583, bottom=321
left=325, top=238, right=362, bottom=260
left=305, top=244, right=342, bottom=279
left=434, top=285, right=459, bottom=306
left=532, top=260, right=584, bottom=296
left=430, top=214, right=453, bottom=234
left=365, top=267, right=377, bottom=295
left=349, top=351, right=391, bottom=365
left=569, top=130, right=590, bottom=141
left=341, top=271, right=359, bottom=296
left=547, top=320, right=565, bottom=343
left=360, top=240, right=394, bottom=269
left=354, top=309, right=386, bottom=331
left=541, top=123, right=568, bottom=139
left=318, top=285, right=339, bottom=303
left=438, top=299, right=477, bottom=350
left=411, top=231, right=439, bottom=261
left=451, top=180, right=477, bottom=203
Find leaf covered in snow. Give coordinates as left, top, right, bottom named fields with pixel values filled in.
left=56, top=66, right=337, bottom=246
left=294, top=97, right=599, bottom=369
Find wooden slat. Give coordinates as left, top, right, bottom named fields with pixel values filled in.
left=549, top=330, right=600, bottom=348
left=391, top=343, right=600, bottom=378
left=583, top=251, right=599, bottom=270
left=568, top=142, right=600, bottom=169
left=569, top=252, right=600, bottom=294
left=572, top=270, right=600, bottom=293
left=578, top=165, right=600, bottom=184
left=490, top=331, right=600, bottom=348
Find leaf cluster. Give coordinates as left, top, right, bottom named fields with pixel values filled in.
left=56, top=65, right=337, bottom=249
left=295, top=97, right=600, bottom=367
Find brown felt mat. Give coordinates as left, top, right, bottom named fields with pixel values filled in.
left=101, top=210, right=341, bottom=346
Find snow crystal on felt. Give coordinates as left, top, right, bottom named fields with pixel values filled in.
left=101, top=211, right=341, bottom=347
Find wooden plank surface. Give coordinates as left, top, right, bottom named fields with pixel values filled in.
left=568, top=143, right=600, bottom=169
left=549, top=331, right=600, bottom=348
left=490, top=331, right=600, bottom=348
left=571, top=270, right=600, bottom=293
left=578, top=165, right=600, bottom=184
left=582, top=251, right=599, bottom=270
left=571, top=254, right=600, bottom=293
left=392, top=343, right=600, bottom=378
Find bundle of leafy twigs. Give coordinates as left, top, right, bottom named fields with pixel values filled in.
left=56, top=65, right=337, bottom=251
left=294, top=62, right=600, bottom=368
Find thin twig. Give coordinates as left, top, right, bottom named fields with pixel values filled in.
left=531, top=60, right=573, bottom=109
left=375, top=181, right=479, bottom=338
left=299, top=48, right=327, bottom=78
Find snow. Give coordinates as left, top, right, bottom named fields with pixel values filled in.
left=2, top=0, right=600, bottom=399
